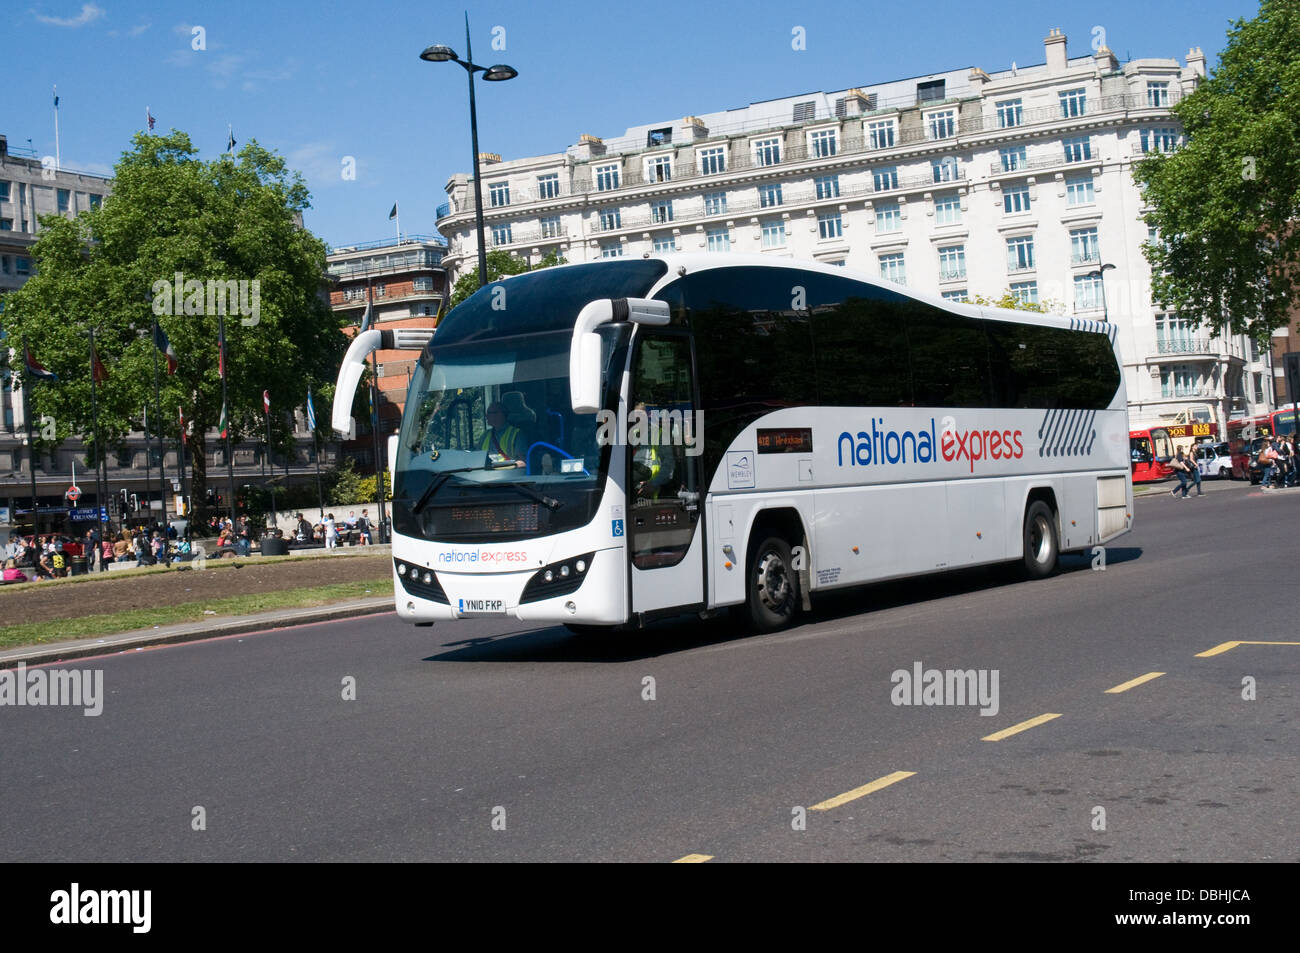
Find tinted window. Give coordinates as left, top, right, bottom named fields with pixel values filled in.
left=986, top=319, right=1119, bottom=409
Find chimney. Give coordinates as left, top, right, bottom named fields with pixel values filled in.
left=1093, top=45, right=1118, bottom=72
left=968, top=67, right=991, bottom=90
left=1186, top=46, right=1206, bottom=79
left=681, top=116, right=709, bottom=140
left=834, top=89, right=876, bottom=117
left=477, top=152, right=502, bottom=165
left=571, top=133, right=607, bottom=160
left=1044, top=28, right=1068, bottom=74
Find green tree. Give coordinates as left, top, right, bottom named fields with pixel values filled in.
left=2, top=131, right=345, bottom=504
left=1134, top=0, right=1300, bottom=341
left=959, top=291, right=1056, bottom=314
left=446, top=248, right=566, bottom=311
left=327, top=457, right=364, bottom=506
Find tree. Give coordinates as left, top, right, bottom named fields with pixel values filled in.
left=959, top=291, right=1058, bottom=314
left=1134, top=0, right=1300, bottom=342
left=446, top=248, right=566, bottom=311
left=2, top=131, right=346, bottom=504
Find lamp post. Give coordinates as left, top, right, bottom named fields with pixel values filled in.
left=420, top=15, right=518, bottom=289
left=1086, top=263, right=1116, bottom=323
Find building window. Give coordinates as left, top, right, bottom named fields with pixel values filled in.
left=917, top=79, right=945, bottom=104
left=792, top=101, right=816, bottom=122
left=818, top=211, right=843, bottom=240
left=809, top=129, right=838, bottom=158
left=653, top=235, right=677, bottom=252
left=879, top=252, right=906, bottom=285
left=706, top=227, right=730, bottom=252
left=753, top=137, right=782, bottom=167
left=1161, top=365, right=1196, bottom=398
left=88, top=193, right=102, bottom=209
left=1006, top=235, right=1035, bottom=272
left=996, top=98, right=1023, bottom=128
left=595, top=164, right=620, bottom=191
left=647, top=127, right=673, bottom=147
left=873, top=166, right=898, bottom=192
left=0, top=218, right=11, bottom=231
left=491, top=223, right=512, bottom=245
left=374, top=283, right=386, bottom=298
left=537, top=174, right=560, bottom=199
left=17, top=257, right=32, bottom=275
left=1070, top=227, right=1100, bottom=265
left=1156, top=314, right=1194, bottom=353
left=1074, top=273, right=1104, bottom=311
left=931, top=157, right=959, bottom=183
left=0, top=180, right=9, bottom=201
left=698, top=147, right=726, bottom=175
left=867, top=119, right=895, bottom=149
left=1063, top=136, right=1092, bottom=163
left=413, top=277, right=434, bottom=292
left=934, top=194, right=961, bottom=225
left=999, top=145, right=1026, bottom=172
left=815, top=174, right=840, bottom=199
left=761, top=221, right=787, bottom=248
left=1147, top=82, right=1170, bottom=107
left=650, top=200, right=674, bottom=224
left=646, top=154, right=672, bottom=183
left=1066, top=175, right=1095, bottom=205
left=600, top=242, right=623, bottom=259
left=875, top=202, right=901, bottom=233
left=57, top=189, right=70, bottom=212
left=1003, top=183, right=1031, bottom=214
left=758, top=183, right=783, bottom=208
left=1059, top=88, right=1087, bottom=118
left=599, top=208, right=622, bottom=231
left=703, top=191, right=727, bottom=216
left=540, top=215, right=563, bottom=238
left=488, top=182, right=510, bottom=207
left=941, top=289, right=968, bottom=302
left=1253, top=372, right=1264, bottom=403
left=938, top=245, right=966, bottom=280
left=1, top=255, right=9, bottom=274
left=1009, top=281, right=1039, bottom=305
left=927, top=109, right=956, bottom=140
left=1140, top=128, right=1180, bottom=154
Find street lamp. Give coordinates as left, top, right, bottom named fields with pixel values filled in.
left=1086, top=263, right=1116, bottom=323
left=420, top=16, right=518, bottom=289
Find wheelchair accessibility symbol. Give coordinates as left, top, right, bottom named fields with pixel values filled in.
left=612, top=519, right=624, bottom=538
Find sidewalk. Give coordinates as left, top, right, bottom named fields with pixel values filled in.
left=0, top=596, right=394, bottom=669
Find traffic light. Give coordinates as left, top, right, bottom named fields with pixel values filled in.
left=119, top=489, right=128, bottom=512
left=130, top=493, right=139, bottom=513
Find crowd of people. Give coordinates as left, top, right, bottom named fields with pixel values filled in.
left=1254, top=433, right=1297, bottom=490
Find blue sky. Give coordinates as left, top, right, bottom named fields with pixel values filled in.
left=11, top=0, right=1257, bottom=249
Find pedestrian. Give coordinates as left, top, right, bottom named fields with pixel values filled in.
left=323, top=513, right=338, bottom=550
left=1259, top=437, right=1279, bottom=489
left=1278, top=432, right=1295, bottom=487
left=1185, top=446, right=1204, bottom=496
left=1168, top=447, right=1191, bottom=498
left=295, top=513, right=312, bottom=542
left=356, top=509, right=371, bottom=545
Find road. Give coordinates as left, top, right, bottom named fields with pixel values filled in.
left=3, top=477, right=1297, bottom=862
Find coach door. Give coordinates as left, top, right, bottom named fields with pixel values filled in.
left=627, top=332, right=705, bottom=616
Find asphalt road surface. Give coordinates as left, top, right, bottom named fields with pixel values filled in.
left=3, top=477, right=1297, bottom=862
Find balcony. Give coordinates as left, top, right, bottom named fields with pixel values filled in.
left=1156, top=338, right=1224, bottom=356
left=437, top=94, right=1167, bottom=222
left=938, top=266, right=967, bottom=281
left=1070, top=250, right=1101, bottom=266
left=988, top=142, right=1095, bottom=177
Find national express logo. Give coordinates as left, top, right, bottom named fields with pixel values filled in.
left=437, top=550, right=529, bottom=565
left=837, top=413, right=1099, bottom=473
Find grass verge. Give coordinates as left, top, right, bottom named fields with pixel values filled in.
left=1, top=577, right=395, bottom=649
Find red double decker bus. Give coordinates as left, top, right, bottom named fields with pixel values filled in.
left=1228, top=405, right=1299, bottom=482
left=1129, top=426, right=1174, bottom=482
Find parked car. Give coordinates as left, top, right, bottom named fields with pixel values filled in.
left=1195, top=441, right=1234, bottom=480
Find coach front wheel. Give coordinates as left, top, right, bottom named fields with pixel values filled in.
left=1022, top=501, right=1059, bottom=579
left=745, top=536, right=800, bottom=632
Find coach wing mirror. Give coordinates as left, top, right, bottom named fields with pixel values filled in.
left=570, top=298, right=670, bottom=414
left=333, top=328, right=433, bottom=434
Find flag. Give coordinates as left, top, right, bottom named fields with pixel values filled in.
left=263, top=389, right=270, bottom=415
left=153, top=321, right=177, bottom=374
left=218, top=401, right=229, bottom=440
left=227, top=126, right=236, bottom=153
left=178, top=405, right=185, bottom=432
left=306, top=390, right=316, bottom=431
left=147, top=107, right=155, bottom=131
left=53, top=87, right=59, bottom=109
left=217, top=328, right=225, bottom=379
left=23, top=344, right=58, bottom=382
left=91, top=343, right=109, bottom=384
left=359, top=295, right=373, bottom=333
left=388, top=203, right=398, bottom=221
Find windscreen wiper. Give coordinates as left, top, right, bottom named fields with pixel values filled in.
left=497, top=482, right=564, bottom=511
left=410, top=459, right=522, bottom=515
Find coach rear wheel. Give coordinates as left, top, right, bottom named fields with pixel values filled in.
left=745, top=536, right=800, bottom=632
left=1022, top=501, right=1059, bottom=580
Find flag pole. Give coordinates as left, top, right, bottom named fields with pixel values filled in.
left=53, top=86, right=61, bottom=172
left=152, top=317, right=167, bottom=523
left=143, top=402, right=153, bottom=526
left=366, top=277, right=386, bottom=541
left=178, top=406, right=188, bottom=527
left=87, top=329, right=106, bottom=548
left=264, top=392, right=277, bottom=532
left=21, top=337, right=38, bottom=535
left=220, top=315, right=235, bottom=524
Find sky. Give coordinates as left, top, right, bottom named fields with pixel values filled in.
left=10, top=0, right=1259, bottom=250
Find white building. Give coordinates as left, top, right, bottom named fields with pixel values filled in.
left=436, top=29, right=1268, bottom=434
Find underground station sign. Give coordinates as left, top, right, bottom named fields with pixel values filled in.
left=1164, top=423, right=1218, bottom=440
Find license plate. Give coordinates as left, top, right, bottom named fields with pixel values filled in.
left=458, top=598, right=505, bottom=615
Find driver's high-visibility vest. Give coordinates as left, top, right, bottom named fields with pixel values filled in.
left=479, top=425, right=521, bottom=458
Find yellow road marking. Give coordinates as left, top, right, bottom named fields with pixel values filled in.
left=1105, top=672, right=1165, bottom=694
left=809, top=770, right=915, bottom=811
left=672, top=853, right=713, bottom=863
left=1197, top=640, right=1300, bottom=658
left=982, top=713, right=1061, bottom=741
